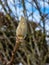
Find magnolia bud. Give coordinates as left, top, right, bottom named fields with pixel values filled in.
left=16, top=16, right=27, bottom=40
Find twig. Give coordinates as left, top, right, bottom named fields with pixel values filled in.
left=0, top=51, right=8, bottom=65
left=7, top=38, right=21, bottom=65
left=29, top=23, right=40, bottom=57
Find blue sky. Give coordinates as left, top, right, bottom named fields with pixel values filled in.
left=0, top=0, right=49, bottom=16
left=7, top=0, right=49, bottom=18
left=0, top=0, right=49, bottom=30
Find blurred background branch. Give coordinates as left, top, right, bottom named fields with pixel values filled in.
left=0, top=0, right=49, bottom=65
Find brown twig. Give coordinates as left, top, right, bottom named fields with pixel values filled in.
left=0, top=51, right=8, bottom=65
left=7, top=38, right=21, bottom=65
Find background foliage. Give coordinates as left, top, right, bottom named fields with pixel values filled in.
left=0, top=0, right=49, bottom=65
